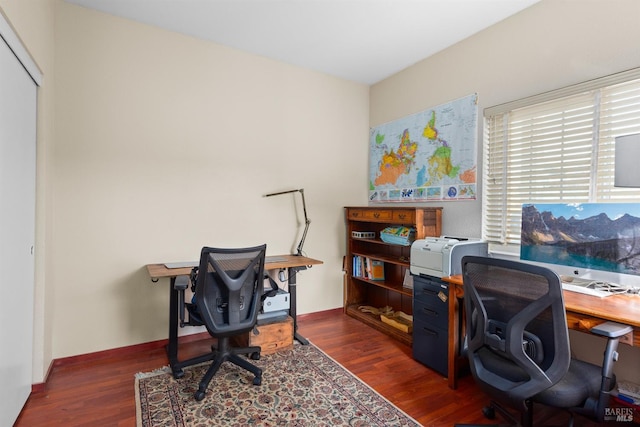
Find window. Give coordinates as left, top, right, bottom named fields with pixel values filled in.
left=483, top=68, right=640, bottom=253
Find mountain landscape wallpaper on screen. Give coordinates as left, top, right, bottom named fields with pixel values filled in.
left=520, top=203, right=640, bottom=276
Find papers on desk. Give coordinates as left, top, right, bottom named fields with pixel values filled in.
left=164, top=261, right=198, bottom=269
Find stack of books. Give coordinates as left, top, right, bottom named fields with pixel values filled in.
left=612, top=381, right=639, bottom=423
left=352, top=256, right=385, bottom=281
left=617, top=381, right=640, bottom=405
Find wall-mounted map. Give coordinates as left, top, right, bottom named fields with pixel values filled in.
left=369, top=93, right=478, bottom=203
left=521, top=203, right=640, bottom=276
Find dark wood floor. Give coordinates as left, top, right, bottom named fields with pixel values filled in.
left=15, top=310, right=609, bottom=426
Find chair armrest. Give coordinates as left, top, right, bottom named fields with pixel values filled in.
left=174, top=275, right=189, bottom=291
left=591, top=321, right=633, bottom=338
left=593, top=322, right=632, bottom=399
left=582, top=321, right=633, bottom=421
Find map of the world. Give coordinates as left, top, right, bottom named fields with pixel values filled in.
left=369, top=93, right=478, bottom=202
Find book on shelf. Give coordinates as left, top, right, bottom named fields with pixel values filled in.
left=352, top=256, right=365, bottom=278
left=368, top=258, right=385, bottom=281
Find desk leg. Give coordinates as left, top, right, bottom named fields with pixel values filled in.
left=288, top=265, right=309, bottom=345
left=167, top=277, right=180, bottom=375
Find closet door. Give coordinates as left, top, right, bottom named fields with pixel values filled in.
left=0, top=32, right=37, bottom=425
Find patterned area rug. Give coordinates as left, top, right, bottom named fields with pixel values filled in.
left=135, top=343, right=421, bottom=426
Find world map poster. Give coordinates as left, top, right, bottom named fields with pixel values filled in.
left=369, top=93, right=478, bottom=202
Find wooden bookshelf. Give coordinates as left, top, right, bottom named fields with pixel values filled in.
left=344, top=206, right=442, bottom=345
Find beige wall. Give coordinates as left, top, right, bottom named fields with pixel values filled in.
left=50, top=2, right=368, bottom=359
left=0, top=0, right=55, bottom=384
left=370, top=0, right=640, bottom=382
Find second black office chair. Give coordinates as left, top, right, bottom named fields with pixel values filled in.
left=458, top=256, right=632, bottom=427
left=173, top=244, right=267, bottom=401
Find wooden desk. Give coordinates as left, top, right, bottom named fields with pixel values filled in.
left=443, top=274, right=640, bottom=390
left=146, top=254, right=323, bottom=376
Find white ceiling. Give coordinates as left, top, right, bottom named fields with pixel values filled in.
left=64, top=0, right=540, bottom=85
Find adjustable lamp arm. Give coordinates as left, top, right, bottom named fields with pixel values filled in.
left=264, top=188, right=311, bottom=256
left=296, top=189, right=310, bottom=256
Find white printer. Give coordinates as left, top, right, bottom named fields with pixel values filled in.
left=410, top=237, right=488, bottom=278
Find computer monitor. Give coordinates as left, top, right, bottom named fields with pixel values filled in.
left=520, top=202, right=640, bottom=278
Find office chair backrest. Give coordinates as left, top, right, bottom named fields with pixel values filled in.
left=195, top=245, right=266, bottom=338
left=462, top=256, right=571, bottom=411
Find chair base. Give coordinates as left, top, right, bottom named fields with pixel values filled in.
left=455, top=399, right=580, bottom=427
left=171, top=337, right=262, bottom=401
left=455, top=399, right=530, bottom=427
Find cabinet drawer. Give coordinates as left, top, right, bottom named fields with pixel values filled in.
left=412, top=318, right=448, bottom=376
left=348, top=209, right=393, bottom=222
left=413, top=299, right=448, bottom=330
left=392, top=210, right=415, bottom=223
left=413, top=276, right=449, bottom=306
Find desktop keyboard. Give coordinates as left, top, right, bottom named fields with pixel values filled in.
left=561, top=282, right=612, bottom=298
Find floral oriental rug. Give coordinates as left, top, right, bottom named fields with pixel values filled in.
left=135, top=342, right=421, bottom=426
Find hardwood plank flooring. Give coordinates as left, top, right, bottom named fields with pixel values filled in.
left=15, top=310, right=606, bottom=426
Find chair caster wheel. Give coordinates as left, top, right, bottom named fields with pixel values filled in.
left=482, top=406, right=496, bottom=420
left=172, top=369, right=184, bottom=379
left=194, top=390, right=206, bottom=401
left=253, top=376, right=262, bottom=386
left=250, top=352, right=260, bottom=360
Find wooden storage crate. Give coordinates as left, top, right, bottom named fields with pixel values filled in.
left=232, top=316, right=293, bottom=355
left=380, top=311, right=413, bottom=333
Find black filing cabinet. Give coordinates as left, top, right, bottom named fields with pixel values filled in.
left=412, top=275, right=449, bottom=376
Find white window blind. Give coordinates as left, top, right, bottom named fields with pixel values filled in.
left=483, top=69, right=640, bottom=251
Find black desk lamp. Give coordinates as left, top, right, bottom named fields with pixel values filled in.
left=264, top=188, right=310, bottom=256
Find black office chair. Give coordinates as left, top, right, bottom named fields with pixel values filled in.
left=172, top=244, right=267, bottom=401
left=458, top=256, right=632, bottom=427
